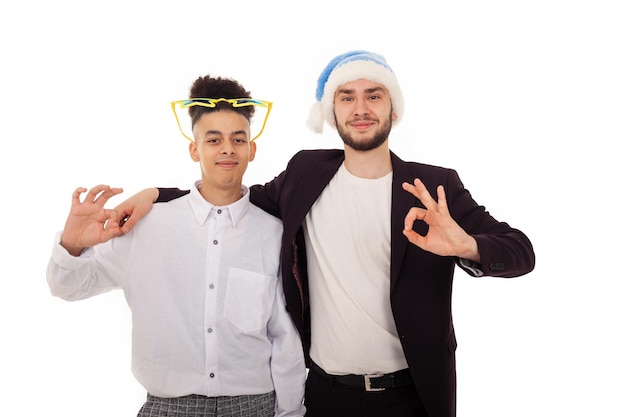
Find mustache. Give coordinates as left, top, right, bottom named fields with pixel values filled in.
left=348, top=116, right=378, bottom=123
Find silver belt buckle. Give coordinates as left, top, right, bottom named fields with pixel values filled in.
left=364, top=373, right=385, bottom=391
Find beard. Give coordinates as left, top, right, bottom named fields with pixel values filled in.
left=336, top=113, right=393, bottom=152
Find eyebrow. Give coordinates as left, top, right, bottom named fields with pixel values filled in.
left=336, top=86, right=385, bottom=95
left=203, top=129, right=249, bottom=138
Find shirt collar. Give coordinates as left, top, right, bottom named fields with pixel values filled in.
left=188, top=180, right=250, bottom=227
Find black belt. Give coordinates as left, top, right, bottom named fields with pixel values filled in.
left=310, top=361, right=413, bottom=391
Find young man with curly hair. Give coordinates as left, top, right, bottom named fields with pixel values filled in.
left=46, top=75, right=306, bottom=417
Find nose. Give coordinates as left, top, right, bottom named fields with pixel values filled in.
left=220, top=140, right=236, bottom=154
left=353, top=97, right=370, bottom=116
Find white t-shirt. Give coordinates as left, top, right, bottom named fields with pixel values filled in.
left=304, top=164, right=409, bottom=375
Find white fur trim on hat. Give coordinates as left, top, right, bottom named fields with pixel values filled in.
left=306, top=101, right=325, bottom=134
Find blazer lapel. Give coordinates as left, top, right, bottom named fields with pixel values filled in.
left=283, top=153, right=344, bottom=238
left=390, top=152, right=427, bottom=292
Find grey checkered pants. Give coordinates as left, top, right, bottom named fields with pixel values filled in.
left=137, top=392, right=276, bottom=417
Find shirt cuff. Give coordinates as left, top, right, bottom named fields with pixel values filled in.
left=458, top=258, right=484, bottom=277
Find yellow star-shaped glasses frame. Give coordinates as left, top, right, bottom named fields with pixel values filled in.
left=171, top=98, right=273, bottom=142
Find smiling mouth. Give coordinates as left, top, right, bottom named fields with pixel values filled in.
left=349, top=117, right=377, bottom=128
left=350, top=122, right=376, bottom=131
left=216, top=160, right=238, bottom=168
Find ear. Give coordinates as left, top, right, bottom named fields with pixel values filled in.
left=248, top=141, right=257, bottom=162
left=189, top=141, right=199, bottom=162
left=391, top=111, right=398, bottom=122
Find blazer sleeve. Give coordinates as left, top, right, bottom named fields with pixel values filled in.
left=156, top=188, right=190, bottom=202
left=249, top=150, right=313, bottom=218
left=443, top=169, right=535, bottom=278
left=249, top=171, right=285, bottom=219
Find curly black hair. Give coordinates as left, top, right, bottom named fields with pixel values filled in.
left=188, top=75, right=255, bottom=127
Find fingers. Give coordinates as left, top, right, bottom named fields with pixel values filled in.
left=100, top=209, right=126, bottom=241
left=119, top=211, right=139, bottom=234
left=403, top=179, right=450, bottom=213
left=435, top=185, right=449, bottom=213
left=114, top=188, right=158, bottom=233
left=404, top=207, right=426, bottom=230
left=402, top=179, right=432, bottom=234
left=98, top=187, right=123, bottom=207
left=105, top=208, right=122, bottom=228
left=402, top=227, right=425, bottom=249
left=113, top=201, right=134, bottom=232
left=403, top=206, right=428, bottom=250
left=72, top=187, right=88, bottom=204
left=402, top=179, right=436, bottom=209
left=73, top=185, right=124, bottom=206
left=83, top=185, right=111, bottom=203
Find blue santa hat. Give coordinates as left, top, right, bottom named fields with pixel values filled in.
left=306, top=50, right=404, bottom=133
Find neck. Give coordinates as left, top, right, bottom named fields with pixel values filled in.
left=343, top=143, right=392, bottom=179
left=198, top=185, right=243, bottom=206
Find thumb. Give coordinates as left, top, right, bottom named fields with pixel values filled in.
left=120, top=212, right=139, bottom=234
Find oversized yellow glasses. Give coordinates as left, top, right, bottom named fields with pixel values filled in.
left=170, top=98, right=273, bottom=142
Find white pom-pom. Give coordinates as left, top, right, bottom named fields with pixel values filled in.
left=306, top=102, right=324, bottom=134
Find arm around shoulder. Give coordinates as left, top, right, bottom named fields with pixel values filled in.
left=114, top=188, right=161, bottom=233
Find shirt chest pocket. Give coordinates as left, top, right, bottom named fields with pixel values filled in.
left=223, top=268, right=275, bottom=333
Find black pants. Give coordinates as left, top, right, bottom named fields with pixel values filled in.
left=304, top=365, right=429, bottom=417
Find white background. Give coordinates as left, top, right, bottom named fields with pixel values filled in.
left=1, top=1, right=624, bottom=416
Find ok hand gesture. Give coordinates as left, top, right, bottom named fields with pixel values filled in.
left=60, top=185, right=125, bottom=256
left=402, top=179, right=480, bottom=263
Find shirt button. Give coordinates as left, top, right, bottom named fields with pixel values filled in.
left=209, top=283, right=214, bottom=289
left=207, top=328, right=213, bottom=333
left=213, top=240, right=218, bottom=245
left=217, top=209, right=222, bottom=214
left=210, top=373, right=215, bottom=378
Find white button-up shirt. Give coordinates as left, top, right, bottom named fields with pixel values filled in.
left=47, top=183, right=306, bottom=417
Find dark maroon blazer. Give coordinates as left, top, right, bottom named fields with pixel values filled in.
left=158, top=149, right=535, bottom=417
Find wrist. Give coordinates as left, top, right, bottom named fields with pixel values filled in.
left=460, top=236, right=480, bottom=263
left=60, top=239, right=85, bottom=257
